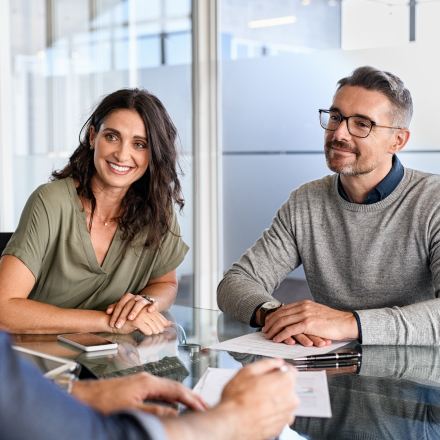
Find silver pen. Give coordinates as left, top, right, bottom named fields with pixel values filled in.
left=295, top=361, right=361, bottom=370
left=294, top=351, right=361, bottom=362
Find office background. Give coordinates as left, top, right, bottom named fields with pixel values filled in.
left=0, top=0, right=439, bottom=309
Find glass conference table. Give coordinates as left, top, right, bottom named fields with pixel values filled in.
left=12, top=304, right=440, bottom=440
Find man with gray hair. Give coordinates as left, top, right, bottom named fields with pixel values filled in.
left=218, top=66, right=440, bottom=346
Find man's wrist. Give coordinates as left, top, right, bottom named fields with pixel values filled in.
left=205, top=401, right=242, bottom=439
left=71, top=379, right=99, bottom=401
left=256, top=308, right=275, bottom=326
left=258, top=301, right=283, bottom=326
left=163, top=403, right=238, bottom=440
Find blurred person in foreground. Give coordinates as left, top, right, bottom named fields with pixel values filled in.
left=0, top=330, right=298, bottom=440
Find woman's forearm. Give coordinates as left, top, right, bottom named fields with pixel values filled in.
left=0, top=298, right=112, bottom=334
left=140, top=282, right=177, bottom=312
left=0, top=255, right=115, bottom=334
left=142, top=270, right=179, bottom=312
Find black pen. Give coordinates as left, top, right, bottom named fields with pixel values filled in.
left=294, top=352, right=361, bottom=362
left=295, top=361, right=361, bottom=370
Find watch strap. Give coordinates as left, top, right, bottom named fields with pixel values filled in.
left=260, top=302, right=283, bottom=326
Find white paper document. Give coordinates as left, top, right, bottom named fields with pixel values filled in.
left=194, top=367, right=332, bottom=418
left=210, top=331, right=351, bottom=359
left=194, top=367, right=237, bottom=407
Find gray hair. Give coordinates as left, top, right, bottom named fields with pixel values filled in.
left=336, top=66, right=413, bottom=128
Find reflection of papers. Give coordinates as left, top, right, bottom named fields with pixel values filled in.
left=295, top=370, right=332, bottom=418
left=209, top=331, right=351, bottom=359
left=195, top=368, right=331, bottom=418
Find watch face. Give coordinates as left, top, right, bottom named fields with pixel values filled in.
left=262, top=301, right=282, bottom=311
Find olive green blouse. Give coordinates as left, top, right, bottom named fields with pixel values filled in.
left=2, top=177, right=189, bottom=311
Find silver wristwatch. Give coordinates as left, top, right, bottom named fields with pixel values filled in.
left=260, top=300, right=283, bottom=325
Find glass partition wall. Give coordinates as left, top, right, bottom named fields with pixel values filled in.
left=4, top=0, right=440, bottom=308
left=220, top=0, right=440, bottom=283
left=8, top=0, right=194, bottom=304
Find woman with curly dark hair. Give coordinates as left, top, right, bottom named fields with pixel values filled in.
left=0, top=88, right=188, bottom=335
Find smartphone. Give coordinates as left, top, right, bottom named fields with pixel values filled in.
left=57, top=333, right=118, bottom=352
left=82, top=349, right=118, bottom=358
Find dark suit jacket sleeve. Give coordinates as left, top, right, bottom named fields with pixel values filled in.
left=0, top=331, right=168, bottom=440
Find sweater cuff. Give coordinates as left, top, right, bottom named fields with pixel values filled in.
left=353, top=311, right=363, bottom=344
left=250, top=302, right=266, bottom=327
left=355, top=308, right=398, bottom=345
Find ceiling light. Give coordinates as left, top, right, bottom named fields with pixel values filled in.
left=248, top=15, right=297, bottom=29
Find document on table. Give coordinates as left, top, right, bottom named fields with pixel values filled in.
left=193, top=367, right=236, bottom=407
left=194, top=367, right=332, bottom=418
left=209, top=331, right=352, bottom=359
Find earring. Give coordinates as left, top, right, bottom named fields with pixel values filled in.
left=90, top=145, right=94, bottom=150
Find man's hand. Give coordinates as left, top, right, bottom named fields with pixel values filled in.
left=163, top=359, right=299, bottom=440
left=72, top=372, right=208, bottom=415
left=263, top=300, right=359, bottom=346
left=219, top=359, right=299, bottom=440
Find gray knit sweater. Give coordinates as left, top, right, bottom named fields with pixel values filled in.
left=217, top=168, right=440, bottom=345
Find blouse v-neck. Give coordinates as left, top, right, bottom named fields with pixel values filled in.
left=66, top=177, right=123, bottom=274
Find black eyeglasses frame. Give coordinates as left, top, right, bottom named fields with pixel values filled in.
left=318, top=109, right=403, bottom=139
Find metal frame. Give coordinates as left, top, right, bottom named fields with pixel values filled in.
left=192, top=0, right=222, bottom=309
left=0, top=0, right=14, bottom=231
left=319, top=109, right=403, bottom=138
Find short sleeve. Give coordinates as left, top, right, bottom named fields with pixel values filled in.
left=2, top=186, right=50, bottom=279
left=149, top=208, right=189, bottom=280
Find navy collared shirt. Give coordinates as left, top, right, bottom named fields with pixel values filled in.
left=338, top=155, right=404, bottom=205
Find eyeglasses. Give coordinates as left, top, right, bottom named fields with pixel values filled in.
left=319, top=109, right=402, bottom=138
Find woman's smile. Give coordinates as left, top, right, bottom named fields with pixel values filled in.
left=106, top=160, right=134, bottom=175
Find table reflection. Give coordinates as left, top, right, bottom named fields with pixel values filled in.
left=12, top=305, right=440, bottom=439
left=293, top=345, right=440, bottom=440
left=217, top=312, right=440, bottom=440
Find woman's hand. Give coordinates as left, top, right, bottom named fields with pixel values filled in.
left=107, top=292, right=159, bottom=329
left=113, top=334, right=170, bottom=367
left=111, top=306, right=171, bottom=335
